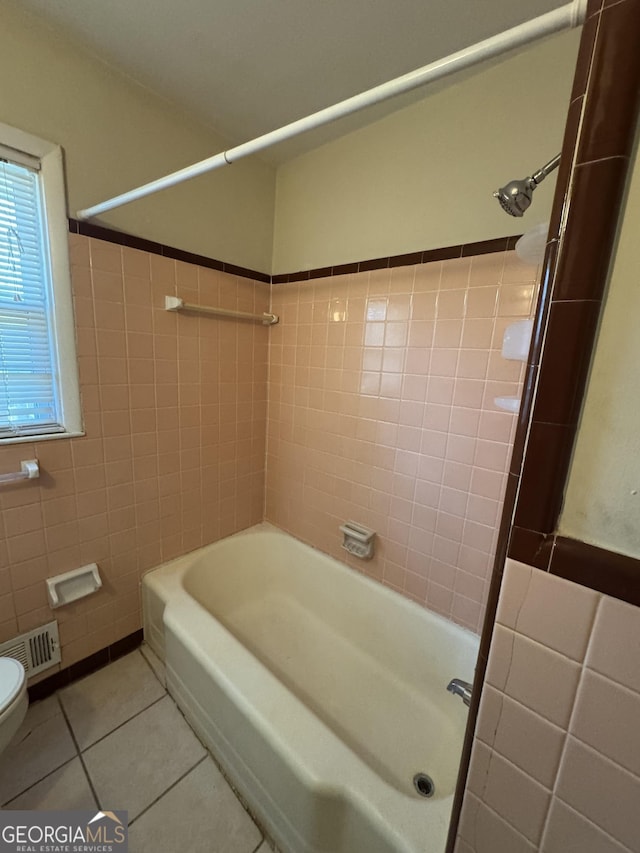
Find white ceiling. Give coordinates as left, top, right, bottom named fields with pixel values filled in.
left=20, top=0, right=568, bottom=162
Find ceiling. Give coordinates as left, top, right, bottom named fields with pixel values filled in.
left=19, top=0, right=569, bottom=162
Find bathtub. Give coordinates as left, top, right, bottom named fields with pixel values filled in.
left=142, top=524, right=478, bottom=853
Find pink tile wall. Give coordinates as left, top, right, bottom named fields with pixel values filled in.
left=0, top=234, right=269, bottom=670
left=266, top=252, right=538, bottom=633
left=457, top=560, right=640, bottom=853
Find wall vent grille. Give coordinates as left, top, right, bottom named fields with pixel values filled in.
left=0, top=621, right=60, bottom=677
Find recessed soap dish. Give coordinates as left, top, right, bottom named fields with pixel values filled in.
left=340, top=521, right=375, bottom=560
left=46, top=563, right=102, bottom=609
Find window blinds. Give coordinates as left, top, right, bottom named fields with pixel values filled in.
left=0, top=157, right=63, bottom=437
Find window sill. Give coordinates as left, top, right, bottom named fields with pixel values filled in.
left=0, top=430, right=86, bottom=446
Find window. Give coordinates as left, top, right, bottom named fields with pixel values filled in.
left=0, top=123, right=81, bottom=442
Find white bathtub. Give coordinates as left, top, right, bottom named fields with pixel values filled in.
left=142, top=524, right=478, bottom=853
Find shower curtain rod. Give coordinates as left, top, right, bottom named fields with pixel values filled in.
left=76, top=0, right=586, bottom=221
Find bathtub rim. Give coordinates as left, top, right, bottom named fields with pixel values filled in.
left=142, top=522, right=479, bottom=853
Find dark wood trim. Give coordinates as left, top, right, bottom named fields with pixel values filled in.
left=551, top=538, right=640, bottom=607
left=68, top=219, right=271, bottom=284
left=509, top=530, right=640, bottom=607
left=273, top=235, right=521, bottom=283
left=27, top=629, right=144, bottom=702
left=70, top=217, right=522, bottom=285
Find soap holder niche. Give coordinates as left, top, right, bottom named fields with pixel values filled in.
left=340, top=521, right=375, bottom=560
left=46, top=563, right=102, bottom=609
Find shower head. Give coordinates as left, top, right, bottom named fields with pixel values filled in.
left=494, top=153, right=561, bottom=217
left=494, top=176, right=536, bottom=217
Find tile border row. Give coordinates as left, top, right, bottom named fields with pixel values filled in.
left=27, top=629, right=144, bottom=703
left=68, top=218, right=520, bottom=284
left=497, top=526, right=640, bottom=605
left=68, top=219, right=271, bottom=284
left=270, top=236, right=520, bottom=283
left=551, top=537, right=640, bottom=606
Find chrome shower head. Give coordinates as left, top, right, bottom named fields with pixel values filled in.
left=494, top=177, right=536, bottom=217
left=494, top=153, right=561, bottom=217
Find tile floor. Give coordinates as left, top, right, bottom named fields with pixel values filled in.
left=0, top=647, right=269, bottom=853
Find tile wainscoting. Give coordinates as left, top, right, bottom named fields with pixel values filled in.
left=0, top=231, right=534, bottom=669
left=455, top=558, right=640, bottom=853
left=267, top=250, right=537, bottom=633
left=0, top=233, right=268, bottom=669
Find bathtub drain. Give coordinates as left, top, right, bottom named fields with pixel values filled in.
left=413, top=772, right=435, bottom=798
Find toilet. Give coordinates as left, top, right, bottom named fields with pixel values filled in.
left=0, top=657, right=28, bottom=756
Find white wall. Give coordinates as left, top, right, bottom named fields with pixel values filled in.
left=3, top=2, right=582, bottom=278
left=272, top=29, right=581, bottom=274
left=1, top=1, right=276, bottom=273
left=560, top=124, right=640, bottom=558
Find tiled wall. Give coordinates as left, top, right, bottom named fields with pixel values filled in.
left=0, top=236, right=537, bottom=671
left=456, top=559, right=640, bottom=853
left=266, top=251, right=537, bottom=633
left=0, top=234, right=268, bottom=669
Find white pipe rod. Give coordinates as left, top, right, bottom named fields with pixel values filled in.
left=77, top=1, right=586, bottom=221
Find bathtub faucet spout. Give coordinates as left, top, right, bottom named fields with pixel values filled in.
left=446, top=678, right=472, bottom=707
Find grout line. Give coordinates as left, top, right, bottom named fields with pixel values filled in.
left=505, top=621, right=586, bottom=667
left=583, top=658, right=640, bottom=698
left=79, top=693, right=167, bottom=753
left=57, top=695, right=100, bottom=811
left=127, top=755, right=208, bottom=827
left=537, top=599, right=601, bottom=849
left=480, top=685, right=566, bottom=737
left=564, top=733, right=640, bottom=784
left=165, top=693, right=272, bottom=845
left=552, top=795, right=636, bottom=853
left=580, top=593, right=603, bottom=669
left=474, top=798, right=537, bottom=849
left=478, top=740, right=552, bottom=793
left=1, top=755, right=77, bottom=808
left=44, top=656, right=264, bottom=835
left=470, top=566, right=531, bottom=851
left=457, top=790, right=482, bottom=849
left=138, top=643, right=166, bottom=687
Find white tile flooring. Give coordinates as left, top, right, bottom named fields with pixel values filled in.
left=0, top=647, right=269, bottom=853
